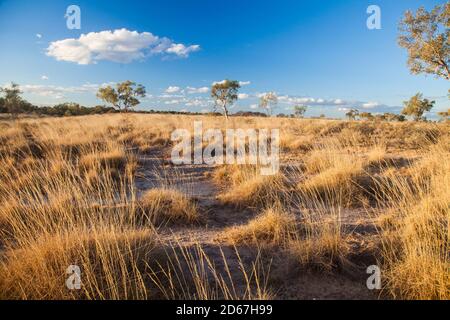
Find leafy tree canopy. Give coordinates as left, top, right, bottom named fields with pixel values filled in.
left=97, top=80, right=146, bottom=112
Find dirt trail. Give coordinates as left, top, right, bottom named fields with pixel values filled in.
left=134, top=147, right=377, bottom=300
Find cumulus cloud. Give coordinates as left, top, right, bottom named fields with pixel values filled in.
left=46, top=28, right=200, bottom=65
left=41, top=75, right=49, bottom=80
left=165, top=44, right=200, bottom=57
left=36, top=34, right=42, bottom=39
left=165, top=86, right=181, bottom=94
left=238, top=93, right=249, bottom=99
left=186, top=86, right=209, bottom=94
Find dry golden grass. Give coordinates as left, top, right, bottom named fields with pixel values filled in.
left=139, top=188, right=199, bottom=225
left=0, top=228, right=156, bottom=300
left=148, top=243, right=272, bottom=300
left=219, top=206, right=296, bottom=245
left=0, top=114, right=448, bottom=300
left=215, top=165, right=288, bottom=208
left=298, top=137, right=367, bottom=208
left=374, top=137, right=450, bottom=300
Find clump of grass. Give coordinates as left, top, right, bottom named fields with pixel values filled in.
left=219, top=174, right=287, bottom=208
left=79, top=148, right=127, bottom=171
left=299, top=162, right=365, bottom=208
left=287, top=223, right=351, bottom=272
left=298, top=135, right=369, bottom=207
left=216, top=165, right=287, bottom=208
left=139, top=188, right=199, bottom=225
left=280, top=134, right=314, bottom=153
left=219, top=206, right=296, bottom=245
left=366, top=144, right=387, bottom=166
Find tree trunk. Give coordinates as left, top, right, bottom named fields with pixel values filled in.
left=223, top=102, right=229, bottom=120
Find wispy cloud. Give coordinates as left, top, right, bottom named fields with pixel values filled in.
left=46, top=28, right=200, bottom=65
left=20, top=83, right=108, bottom=99
left=278, top=95, right=348, bottom=106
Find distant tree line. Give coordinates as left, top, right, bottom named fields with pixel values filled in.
left=0, top=97, right=117, bottom=117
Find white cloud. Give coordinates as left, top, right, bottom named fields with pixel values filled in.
left=165, top=44, right=200, bottom=58
left=186, top=86, right=209, bottom=94
left=238, top=93, right=249, bottom=99
left=362, top=101, right=380, bottom=109
left=20, top=83, right=103, bottom=99
left=36, top=34, right=42, bottom=39
left=250, top=104, right=258, bottom=109
left=46, top=28, right=200, bottom=65
left=41, top=75, right=49, bottom=80
left=297, top=97, right=316, bottom=104
left=185, top=98, right=210, bottom=107
left=165, top=86, right=181, bottom=94
left=277, top=95, right=350, bottom=106
left=165, top=99, right=182, bottom=105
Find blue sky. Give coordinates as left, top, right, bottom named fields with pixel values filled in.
left=0, top=0, right=448, bottom=118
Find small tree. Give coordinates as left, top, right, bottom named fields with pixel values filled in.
left=382, top=112, right=405, bottom=122
left=398, top=4, right=449, bottom=80
left=211, top=80, right=240, bottom=120
left=437, top=109, right=450, bottom=122
left=359, top=112, right=374, bottom=121
left=259, top=92, right=278, bottom=116
left=97, top=81, right=146, bottom=112
left=293, top=105, right=307, bottom=118
left=402, top=93, right=435, bottom=121
left=345, top=108, right=359, bottom=120
left=0, top=82, right=23, bottom=119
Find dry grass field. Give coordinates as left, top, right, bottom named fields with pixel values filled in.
left=0, top=113, right=448, bottom=300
